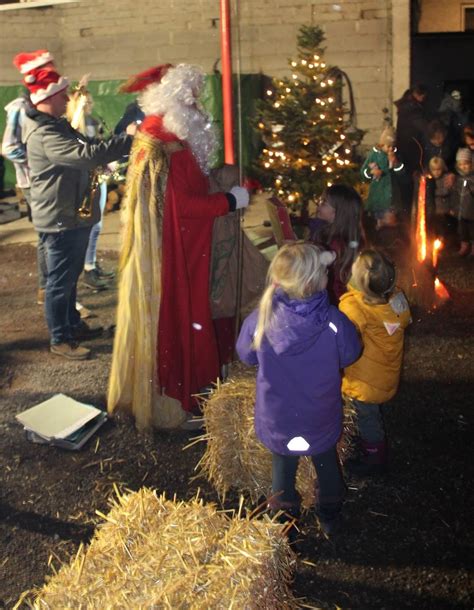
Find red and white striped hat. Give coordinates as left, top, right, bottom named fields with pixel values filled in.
left=23, top=68, right=69, bottom=105
left=13, top=49, right=68, bottom=105
left=13, top=49, right=54, bottom=74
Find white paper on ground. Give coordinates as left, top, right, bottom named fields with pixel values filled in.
left=16, top=393, right=103, bottom=440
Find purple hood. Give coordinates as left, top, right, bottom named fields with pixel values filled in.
left=266, top=289, right=331, bottom=356
left=237, top=289, right=361, bottom=456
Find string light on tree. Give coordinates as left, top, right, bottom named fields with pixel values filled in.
left=253, top=24, right=362, bottom=213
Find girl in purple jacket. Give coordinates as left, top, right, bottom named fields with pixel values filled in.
left=237, top=242, right=361, bottom=536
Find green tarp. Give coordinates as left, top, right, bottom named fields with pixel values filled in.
left=1, top=74, right=262, bottom=188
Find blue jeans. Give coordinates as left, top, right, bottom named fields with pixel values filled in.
left=37, top=237, right=48, bottom=289
left=40, top=227, right=92, bottom=345
left=84, top=182, right=107, bottom=267
left=272, top=445, right=345, bottom=519
left=350, top=398, right=386, bottom=444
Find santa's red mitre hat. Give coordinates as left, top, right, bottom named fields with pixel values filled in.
left=24, top=68, right=69, bottom=105
left=13, top=49, right=54, bottom=74
left=120, top=64, right=173, bottom=93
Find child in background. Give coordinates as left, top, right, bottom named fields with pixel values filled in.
left=451, top=148, right=474, bottom=256
left=361, top=126, right=404, bottom=228
left=312, top=184, right=363, bottom=305
left=462, top=123, right=474, bottom=153
left=237, top=242, right=361, bottom=537
left=339, top=250, right=411, bottom=476
left=423, top=120, right=456, bottom=171
left=425, top=156, right=455, bottom=239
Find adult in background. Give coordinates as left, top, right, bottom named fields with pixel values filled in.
left=6, top=52, right=93, bottom=318
left=395, top=83, right=428, bottom=213
left=66, top=78, right=115, bottom=291
left=3, top=50, right=56, bottom=305
left=438, top=89, right=468, bottom=142
left=0, top=155, right=6, bottom=198
left=114, top=99, right=144, bottom=135
left=107, top=64, right=249, bottom=430
left=19, top=56, right=134, bottom=360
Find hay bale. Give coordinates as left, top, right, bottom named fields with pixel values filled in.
left=195, top=366, right=356, bottom=510
left=28, top=488, right=298, bottom=609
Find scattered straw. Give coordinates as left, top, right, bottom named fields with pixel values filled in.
left=193, top=365, right=356, bottom=509
left=26, top=488, right=298, bottom=609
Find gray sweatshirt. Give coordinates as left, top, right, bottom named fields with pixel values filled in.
left=23, top=108, right=132, bottom=233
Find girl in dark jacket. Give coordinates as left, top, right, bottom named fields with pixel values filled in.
left=237, top=242, right=361, bottom=537
left=311, top=184, right=364, bottom=305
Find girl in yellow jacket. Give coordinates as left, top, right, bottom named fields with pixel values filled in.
left=339, top=249, right=412, bottom=475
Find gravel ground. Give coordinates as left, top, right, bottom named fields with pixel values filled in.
left=0, top=243, right=472, bottom=609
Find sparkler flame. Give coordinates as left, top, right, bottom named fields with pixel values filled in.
left=413, top=180, right=449, bottom=307
left=432, top=238, right=443, bottom=268
left=415, top=175, right=427, bottom=263
left=434, top=277, right=450, bottom=301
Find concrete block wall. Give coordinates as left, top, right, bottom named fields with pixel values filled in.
left=0, top=0, right=410, bottom=146
left=0, top=7, right=63, bottom=73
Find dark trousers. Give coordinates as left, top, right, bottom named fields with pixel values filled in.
left=23, top=188, right=48, bottom=288
left=350, top=398, right=387, bottom=444
left=272, top=445, right=345, bottom=519
left=40, top=227, right=91, bottom=345
left=459, top=217, right=474, bottom=243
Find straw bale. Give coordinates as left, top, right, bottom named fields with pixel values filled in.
left=195, top=365, right=355, bottom=510
left=28, top=488, right=298, bottom=609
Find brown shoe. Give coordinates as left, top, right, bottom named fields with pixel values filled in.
left=37, top=288, right=46, bottom=305
left=50, top=342, right=91, bottom=360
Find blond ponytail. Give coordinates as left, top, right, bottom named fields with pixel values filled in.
left=253, top=283, right=277, bottom=350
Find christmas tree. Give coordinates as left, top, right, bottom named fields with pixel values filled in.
left=253, top=25, right=363, bottom=213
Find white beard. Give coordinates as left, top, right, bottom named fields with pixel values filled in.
left=162, top=104, right=216, bottom=175
left=138, top=64, right=217, bottom=175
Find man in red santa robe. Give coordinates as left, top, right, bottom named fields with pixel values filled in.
left=107, top=64, right=249, bottom=430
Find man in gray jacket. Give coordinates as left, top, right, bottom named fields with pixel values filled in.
left=17, top=57, right=134, bottom=360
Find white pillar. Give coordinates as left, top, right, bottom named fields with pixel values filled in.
left=391, top=0, right=411, bottom=109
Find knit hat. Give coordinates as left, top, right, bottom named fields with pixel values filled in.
left=13, top=49, right=54, bottom=74
left=379, top=126, right=396, bottom=147
left=456, top=148, right=472, bottom=164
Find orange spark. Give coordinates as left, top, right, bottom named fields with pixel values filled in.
left=432, top=238, right=443, bottom=268
left=434, top=277, right=449, bottom=301
left=416, top=176, right=427, bottom=263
